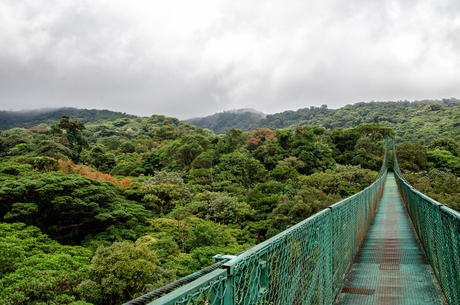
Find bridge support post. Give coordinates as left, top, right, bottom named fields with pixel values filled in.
left=222, top=272, right=234, bottom=304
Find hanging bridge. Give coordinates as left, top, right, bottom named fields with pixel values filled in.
left=126, top=137, right=460, bottom=305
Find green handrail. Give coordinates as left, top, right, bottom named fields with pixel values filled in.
left=393, top=138, right=460, bottom=305
left=140, top=136, right=389, bottom=305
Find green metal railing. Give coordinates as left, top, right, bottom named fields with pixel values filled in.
left=393, top=139, right=460, bottom=305
left=140, top=136, right=389, bottom=305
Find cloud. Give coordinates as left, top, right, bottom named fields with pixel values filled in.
left=0, top=0, right=459, bottom=119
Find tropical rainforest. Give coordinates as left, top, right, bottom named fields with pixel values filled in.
left=0, top=99, right=459, bottom=304
left=189, top=98, right=460, bottom=144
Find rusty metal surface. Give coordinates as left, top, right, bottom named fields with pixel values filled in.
left=335, top=173, right=447, bottom=305
left=341, top=287, right=376, bottom=295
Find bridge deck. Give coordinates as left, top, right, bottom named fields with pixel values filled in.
left=335, top=173, right=447, bottom=305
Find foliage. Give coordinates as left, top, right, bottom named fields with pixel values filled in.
left=403, top=169, right=460, bottom=211
left=257, top=99, right=460, bottom=145
left=34, top=156, right=59, bottom=173
left=0, top=222, right=92, bottom=304
left=426, top=149, right=460, bottom=176
left=52, top=115, right=90, bottom=158
left=0, top=106, right=433, bottom=305
left=266, top=165, right=376, bottom=238
left=395, top=142, right=429, bottom=172
left=141, top=171, right=190, bottom=214
left=142, top=152, right=161, bottom=175
left=78, top=241, right=175, bottom=304
left=214, top=148, right=268, bottom=188
left=36, top=139, right=74, bottom=159
left=0, top=172, right=147, bottom=244
left=428, top=137, right=459, bottom=156
left=58, top=159, right=132, bottom=187
left=192, top=191, right=254, bottom=225
left=161, top=134, right=210, bottom=171
left=187, top=109, right=265, bottom=135
left=0, top=107, right=136, bottom=130
left=185, top=220, right=236, bottom=251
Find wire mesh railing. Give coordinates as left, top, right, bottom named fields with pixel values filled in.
left=393, top=138, right=460, bottom=305
left=137, top=136, right=388, bottom=305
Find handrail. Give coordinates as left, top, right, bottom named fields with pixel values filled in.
left=132, top=136, right=389, bottom=305
left=123, top=259, right=230, bottom=305
left=393, top=137, right=460, bottom=305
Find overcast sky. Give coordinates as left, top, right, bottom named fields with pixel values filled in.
left=1, top=0, right=459, bottom=119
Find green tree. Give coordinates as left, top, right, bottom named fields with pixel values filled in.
left=36, top=139, right=73, bottom=159
left=271, top=164, right=299, bottom=182
left=53, top=115, right=89, bottom=160
left=354, top=123, right=391, bottom=141
left=190, top=150, right=215, bottom=184
left=0, top=223, right=92, bottom=304
left=396, top=142, right=429, bottom=172
left=426, top=149, right=460, bottom=176
left=136, top=233, right=180, bottom=264
left=351, top=136, right=384, bottom=171
left=110, top=161, right=144, bottom=177
left=185, top=220, right=235, bottom=251
left=34, top=156, right=59, bottom=173
left=141, top=171, right=190, bottom=214
left=142, top=152, right=161, bottom=176
left=277, top=156, right=305, bottom=171
left=99, top=137, right=121, bottom=151
left=167, top=206, right=192, bottom=252
left=161, top=134, right=211, bottom=171
left=0, top=172, right=149, bottom=244
left=78, top=241, right=174, bottom=305
left=221, top=128, right=249, bottom=154
left=428, top=137, right=459, bottom=156
left=193, top=191, right=254, bottom=225
left=214, top=148, right=268, bottom=188
left=403, top=169, right=460, bottom=211
left=119, top=141, right=136, bottom=154
left=331, top=127, right=361, bottom=164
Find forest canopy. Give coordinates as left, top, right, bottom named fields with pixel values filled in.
left=1, top=100, right=459, bottom=304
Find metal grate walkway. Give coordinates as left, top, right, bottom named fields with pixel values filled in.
left=335, top=172, right=447, bottom=305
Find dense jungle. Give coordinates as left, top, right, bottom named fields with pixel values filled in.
left=0, top=100, right=459, bottom=304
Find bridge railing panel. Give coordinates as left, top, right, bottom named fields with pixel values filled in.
left=148, top=269, right=228, bottom=305
left=439, top=206, right=460, bottom=304
left=143, top=137, right=388, bottom=305
left=330, top=166, right=386, bottom=297
left=223, top=208, right=333, bottom=305
left=393, top=139, right=460, bottom=305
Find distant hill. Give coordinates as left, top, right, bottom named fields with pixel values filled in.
left=186, top=108, right=266, bottom=135
left=256, top=98, right=460, bottom=144
left=3, top=98, right=459, bottom=145
left=0, top=107, right=138, bottom=130
left=186, top=99, right=460, bottom=144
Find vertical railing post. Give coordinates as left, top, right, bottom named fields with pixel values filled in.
left=327, top=208, right=334, bottom=305
left=258, top=250, right=268, bottom=303
left=223, top=270, right=234, bottom=305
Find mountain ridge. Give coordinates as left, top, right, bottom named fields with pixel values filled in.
left=0, top=107, right=138, bottom=130
left=2, top=98, right=459, bottom=144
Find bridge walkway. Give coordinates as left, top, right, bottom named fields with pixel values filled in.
left=335, top=172, right=447, bottom=305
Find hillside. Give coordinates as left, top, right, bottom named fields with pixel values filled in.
left=0, top=107, right=137, bottom=130
left=186, top=108, right=265, bottom=135
left=186, top=99, right=460, bottom=144
left=257, top=98, right=460, bottom=144
left=4, top=99, right=459, bottom=145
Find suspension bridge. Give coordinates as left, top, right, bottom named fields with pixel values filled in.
left=126, top=138, right=460, bottom=305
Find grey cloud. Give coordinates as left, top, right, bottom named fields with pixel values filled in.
left=0, top=0, right=459, bottom=120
